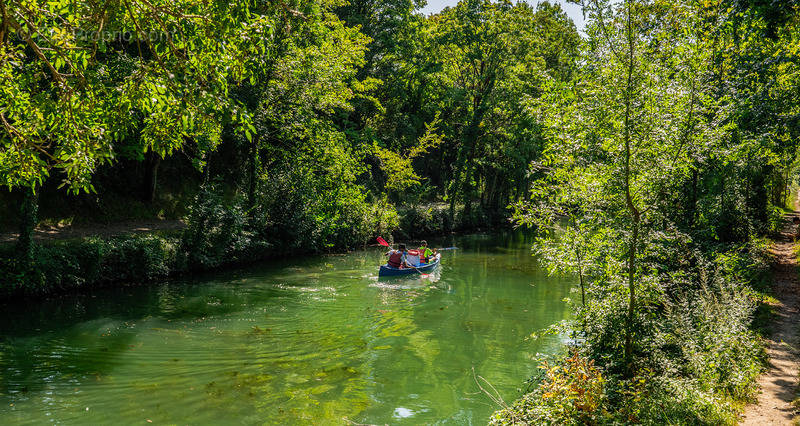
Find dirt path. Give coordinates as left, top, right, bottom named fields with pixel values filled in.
left=741, top=214, right=800, bottom=425
left=0, top=219, right=185, bottom=244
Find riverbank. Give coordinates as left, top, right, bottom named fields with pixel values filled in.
left=0, top=202, right=509, bottom=299
left=491, top=223, right=781, bottom=424
left=0, top=219, right=187, bottom=244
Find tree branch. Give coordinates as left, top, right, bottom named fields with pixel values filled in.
left=6, top=14, right=67, bottom=88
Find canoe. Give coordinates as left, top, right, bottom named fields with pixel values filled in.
left=379, top=253, right=441, bottom=277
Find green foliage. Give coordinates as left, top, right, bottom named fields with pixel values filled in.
left=374, top=115, right=444, bottom=197
left=1, top=0, right=578, bottom=262
left=366, top=196, right=401, bottom=239
left=335, top=0, right=578, bottom=216
left=257, top=165, right=377, bottom=252
left=0, top=0, right=400, bottom=293
left=505, top=0, right=797, bottom=423
left=181, top=184, right=259, bottom=269
left=0, top=175, right=392, bottom=293
left=374, top=146, right=422, bottom=194
left=0, top=1, right=795, bottom=421
left=249, top=115, right=387, bottom=251
left=494, top=245, right=767, bottom=425
left=397, top=204, right=454, bottom=238
left=101, top=235, right=178, bottom=281
left=767, top=205, right=786, bottom=235
left=429, top=0, right=563, bottom=217
left=0, top=0, right=261, bottom=193
left=490, top=352, right=608, bottom=425
left=0, top=234, right=181, bottom=296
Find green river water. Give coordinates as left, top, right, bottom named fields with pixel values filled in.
left=0, top=232, right=572, bottom=425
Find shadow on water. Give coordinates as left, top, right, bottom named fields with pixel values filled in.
left=0, top=266, right=318, bottom=401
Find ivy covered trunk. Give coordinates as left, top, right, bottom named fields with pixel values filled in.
left=143, top=152, right=161, bottom=203
left=247, top=135, right=259, bottom=210
left=16, top=188, right=38, bottom=270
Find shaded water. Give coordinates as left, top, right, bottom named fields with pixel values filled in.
left=0, top=232, right=573, bottom=425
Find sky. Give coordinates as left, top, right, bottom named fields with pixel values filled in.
left=419, top=0, right=586, bottom=31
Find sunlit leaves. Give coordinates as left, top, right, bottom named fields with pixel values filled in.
left=1, top=0, right=265, bottom=193
left=374, top=114, right=443, bottom=195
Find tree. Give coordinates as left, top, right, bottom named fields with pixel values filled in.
left=238, top=0, right=390, bottom=250
left=0, top=0, right=264, bottom=264
left=422, top=1, right=573, bottom=224
left=515, top=0, right=729, bottom=372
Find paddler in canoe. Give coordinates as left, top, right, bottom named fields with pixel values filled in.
left=378, top=237, right=441, bottom=276
left=385, top=243, right=428, bottom=269
left=384, top=242, right=435, bottom=269
left=385, top=244, right=410, bottom=268
left=417, top=240, right=436, bottom=263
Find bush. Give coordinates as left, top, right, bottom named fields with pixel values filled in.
left=766, top=205, right=785, bottom=235
left=397, top=203, right=454, bottom=238
left=397, top=202, right=510, bottom=238
left=257, top=166, right=388, bottom=252
left=0, top=234, right=181, bottom=297
left=366, top=197, right=400, bottom=240
left=33, top=240, right=104, bottom=290
left=490, top=351, right=608, bottom=425
left=101, top=235, right=178, bottom=281
left=495, top=242, right=768, bottom=425
left=0, top=172, right=397, bottom=297
left=181, top=185, right=257, bottom=269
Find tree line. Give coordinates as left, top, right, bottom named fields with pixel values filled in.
left=0, top=0, right=578, bottom=263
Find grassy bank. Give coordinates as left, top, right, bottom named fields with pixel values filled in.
left=490, top=238, right=775, bottom=425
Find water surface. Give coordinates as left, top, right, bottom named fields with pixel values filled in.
left=0, top=232, right=572, bottom=424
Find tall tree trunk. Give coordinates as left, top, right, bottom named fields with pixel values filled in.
left=462, top=150, right=477, bottom=220
left=202, top=153, right=212, bottom=185
left=447, top=186, right=457, bottom=229
left=247, top=135, right=259, bottom=210
left=449, top=101, right=488, bottom=226
left=578, top=259, right=586, bottom=307
left=622, top=0, right=640, bottom=374
left=572, top=217, right=587, bottom=308
left=480, top=170, right=486, bottom=209
left=143, top=152, right=160, bottom=203
left=687, top=167, right=698, bottom=228
left=17, top=187, right=39, bottom=270
left=784, top=165, right=790, bottom=208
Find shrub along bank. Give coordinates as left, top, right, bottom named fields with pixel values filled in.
left=396, top=203, right=512, bottom=239
left=0, top=190, right=500, bottom=298
left=490, top=239, right=773, bottom=424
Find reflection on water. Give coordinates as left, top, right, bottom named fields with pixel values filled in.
left=0, top=232, right=572, bottom=425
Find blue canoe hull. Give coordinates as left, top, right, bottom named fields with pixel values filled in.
left=379, top=254, right=441, bottom=277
